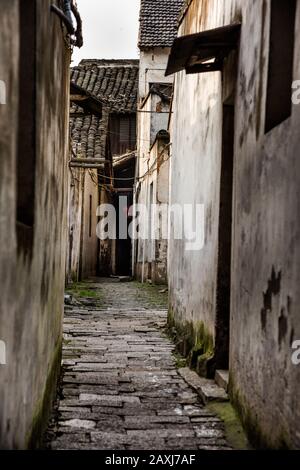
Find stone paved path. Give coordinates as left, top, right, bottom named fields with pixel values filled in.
left=45, top=279, right=230, bottom=450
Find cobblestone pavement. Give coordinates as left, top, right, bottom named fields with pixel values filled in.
left=45, top=279, right=230, bottom=450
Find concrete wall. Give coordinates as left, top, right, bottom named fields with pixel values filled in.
left=169, top=0, right=300, bottom=449
left=0, top=0, right=70, bottom=448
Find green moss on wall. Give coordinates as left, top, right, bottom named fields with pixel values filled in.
left=229, top=374, right=292, bottom=449
left=208, top=402, right=250, bottom=450
left=26, top=341, right=62, bottom=449
left=167, top=307, right=214, bottom=376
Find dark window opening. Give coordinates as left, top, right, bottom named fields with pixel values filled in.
left=119, top=115, right=136, bottom=148
left=110, top=114, right=136, bottom=156
left=16, top=0, right=37, bottom=255
left=89, top=195, right=92, bottom=238
left=265, top=0, right=296, bottom=133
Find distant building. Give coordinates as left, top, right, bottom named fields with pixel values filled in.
left=134, top=0, right=184, bottom=284
left=68, top=60, right=139, bottom=280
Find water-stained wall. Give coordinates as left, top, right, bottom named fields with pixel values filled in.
left=169, top=0, right=300, bottom=448
left=135, top=133, right=170, bottom=284
left=81, top=171, right=99, bottom=279
left=0, top=0, right=70, bottom=448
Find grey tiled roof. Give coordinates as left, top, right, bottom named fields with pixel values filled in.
left=138, top=0, right=184, bottom=49
left=70, top=60, right=139, bottom=160
left=71, top=59, right=139, bottom=113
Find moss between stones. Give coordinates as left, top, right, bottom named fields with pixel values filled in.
left=26, top=341, right=62, bottom=449
left=208, top=402, right=250, bottom=450
left=132, top=281, right=169, bottom=308
left=172, top=351, right=187, bottom=369
left=66, top=282, right=103, bottom=301
left=167, top=307, right=214, bottom=376
left=229, top=374, right=291, bottom=449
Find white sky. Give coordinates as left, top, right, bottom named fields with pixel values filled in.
left=72, top=0, right=140, bottom=65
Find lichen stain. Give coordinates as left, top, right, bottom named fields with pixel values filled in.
left=278, top=308, right=288, bottom=348
left=260, top=267, right=281, bottom=331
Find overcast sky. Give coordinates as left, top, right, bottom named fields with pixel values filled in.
left=72, top=0, right=140, bottom=65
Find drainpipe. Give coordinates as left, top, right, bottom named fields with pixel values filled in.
left=51, top=1, right=83, bottom=48
left=63, top=0, right=73, bottom=25
left=51, top=1, right=75, bottom=35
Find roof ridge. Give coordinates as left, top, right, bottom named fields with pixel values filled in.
left=77, top=59, right=139, bottom=66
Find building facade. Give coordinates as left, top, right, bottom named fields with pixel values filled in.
left=134, top=0, right=184, bottom=284
left=68, top=60, right=138, bottom=281
left=167, top=0, right=300, bottom=449
left=0, top=0, right=81, bottom=448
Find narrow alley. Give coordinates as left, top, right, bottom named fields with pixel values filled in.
left=45, top=280, right=231, bottom=451
left=1, top=0, right=300, bottom=455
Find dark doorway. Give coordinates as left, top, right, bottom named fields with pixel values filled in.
left=213, top=104, right=235, bottom=373
left=114, top=191, right=133, bottom=276
left=113, top=156, right=136, bottom=276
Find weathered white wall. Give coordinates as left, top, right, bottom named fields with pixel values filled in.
left=0, top=0, right=70, bottom=448
left=67, top=169, right=99, bottom=281
left=67, top=168, right=83, bottom=282
left=169, top=0, right=300, bottom=448
left=135, top=46, right=173, bottom=284
left=135, top=50, right=172, bottom=283
left=138, top=49, right=173, bottom=99
left=81, top=171, right=99, bottom=279
left=135, top=135, right=170, bottom=284
left=169, top=69, right=222, bottom=334
left=150, top=94, right=170, bottom=145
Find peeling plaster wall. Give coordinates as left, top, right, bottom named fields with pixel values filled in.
left=67, top=169, right=99, bottom=282
left=81, top=171, right=99, bottom=279
left=0, top=0, right=70, bottom=448
left=135, top=49, right=171, bottom=285
left=169, top=0, right=300, bottom=448
left=99, top=187, right=114, bottom=276
left=67, top=168, right=84, bottom=282
left=138, top=49, right=173, bottom=99
left=135, top=137, right=170, bottom=284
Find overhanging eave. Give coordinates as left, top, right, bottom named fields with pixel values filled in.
left=70, top=82, right=103, bottom=118
left=165, top=23, right=241, bottom=76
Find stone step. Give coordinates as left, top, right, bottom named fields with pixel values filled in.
left=215, top=370, right=229, bottom=393
left=178, top=368, right=229, bottom=405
